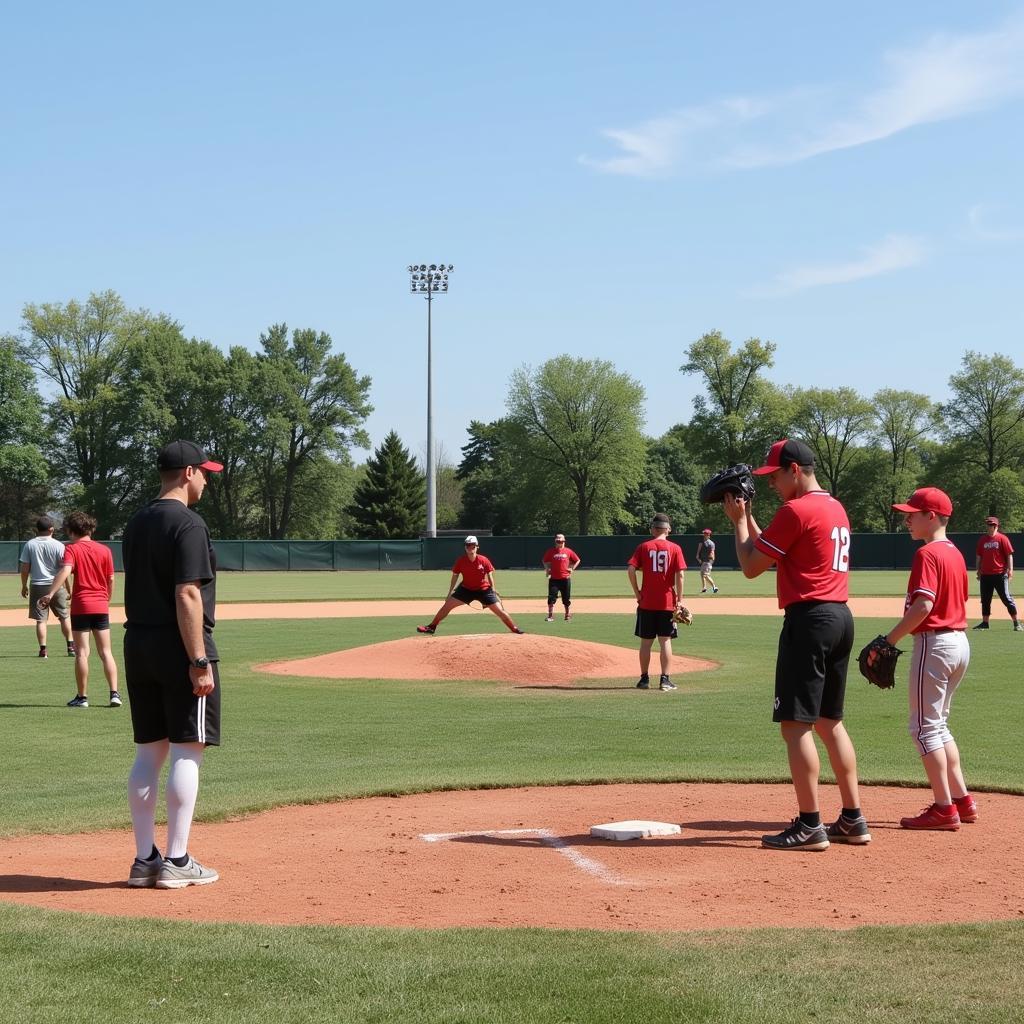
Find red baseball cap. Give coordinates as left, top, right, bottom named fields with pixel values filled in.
left=985, top=516, right=999, bottom=526
left=702, top=528, right=712, bottom=534
left=752, top=438, right=816, bottom=475
left=892, top=487, right=953, bottom=517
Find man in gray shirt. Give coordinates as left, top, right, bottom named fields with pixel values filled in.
left=19, top=515, right=74, bottom=659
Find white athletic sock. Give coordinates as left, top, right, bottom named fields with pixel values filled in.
left=165, top=743, right=204, bottom=859
left=128, top=740, right=169, bottom=860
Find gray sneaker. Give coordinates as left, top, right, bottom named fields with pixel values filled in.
left=762, top=818, right=830, bottom=851
left=155, top=856, right=219, bottom=889
left=826, top=814, right=872, bottom=844
left=127, top=852, right=164, bottom=888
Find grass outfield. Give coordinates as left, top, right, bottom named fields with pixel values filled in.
left=2, top=567, right=917, bottom=607
left=1, top=612, right=1022, bottom=1022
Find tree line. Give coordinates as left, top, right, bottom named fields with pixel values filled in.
left=3, top=294, right=1022, bottom=539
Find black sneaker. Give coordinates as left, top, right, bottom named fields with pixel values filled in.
left=67, top=695, right=88, bottom=708
left=825, top=814, right=871, bottom=844
left=510, top=627, right=525, bottom=634
left=973, top=622, right=989, bottom=630
left=659, top=675, right=677, bottom=691
left=416, top=624, right=436, bottom=634
left=67, top=643, right=76, bottom=657
left=109, top=691, right=122, bottom=708
left=636, top=675, right=650, bottom=689
left=761, top=818, right=829, bottom=851
left=38, top=647, right=47, bottom=659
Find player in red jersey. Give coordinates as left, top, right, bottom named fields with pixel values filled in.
left=38, top=510, right=120, bottom=708
left=973, top=516, right=1019, bottom=631
left=627, top=513, right=686, bottom=691
left=875, top=487, right=976, bottom=830
left=416, top=536, right=524, bottom=635
left=542, top=533, right=581, bottom=621
left=723, top=439, right=865, bottom=851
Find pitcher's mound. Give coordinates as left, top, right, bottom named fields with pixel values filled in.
left=257, top=633, right=718, bottom=686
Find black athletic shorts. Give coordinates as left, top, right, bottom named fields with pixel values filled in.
left=773, top=601, right=854, bottom=723
left=71, top=613, right=110, bottom=632
left=124, top=628, right=221, bottom=746
left=635, top=608, right=678, bottom=640
left=452, top=584, right=500, bottom=607
left=547, top=578, right=571, bottom=605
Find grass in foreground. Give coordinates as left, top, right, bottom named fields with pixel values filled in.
left=1, top=611, right=1022, bottom=1023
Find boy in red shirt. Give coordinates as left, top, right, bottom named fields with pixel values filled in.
left=724, top=439, right=864, bottom=851
left=542, top=533, right=581, bottom=622
left=875, top=487, right=977, bottom=829
left=417, top=536, right=524, bottom=635
left=627, top=513, right=686, bottom=692
left=38, top=510, right=120, bottom=708
left=973, top=516, right=1019, bottom=631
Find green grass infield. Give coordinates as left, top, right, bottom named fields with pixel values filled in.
left=1, top=610, right=1021, bottom=1022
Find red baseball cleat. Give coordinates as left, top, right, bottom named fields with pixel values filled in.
left=900, top=803, right=960, bottom=830
left=954, top=794, right=979, bottom=823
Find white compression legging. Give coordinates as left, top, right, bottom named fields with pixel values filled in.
left=128, top=740, right=205, bottom=860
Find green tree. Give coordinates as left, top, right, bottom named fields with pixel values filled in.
left=617, top=428, right=702, bottom=534
left=15, top=290, right=150, bottom=533
left=789, top=386, right=875, bottom=499
left=680, top=330, right=790, bottom=468
left=250, top=324, right=373, bottom=538
left=456, top=420, right=525, bottom=534
left=347, top=431, right=426, bottom=538
left=939, top=352, right=1024, bottom=477
left=0, top=339, right=50, bottom=538
left=506, top=356, right=646, bottom=534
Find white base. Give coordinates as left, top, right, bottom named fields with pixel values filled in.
left=589, top=820, right=682, bottom=841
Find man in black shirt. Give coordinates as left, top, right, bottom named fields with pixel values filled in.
left=122, top=440, right=223, bottom=889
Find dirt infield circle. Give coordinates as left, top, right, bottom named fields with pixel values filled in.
left=1, top=600, right=1020, bottom=931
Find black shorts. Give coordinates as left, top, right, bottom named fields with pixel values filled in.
left=452, top=585, right=500, bottom=607
left=547, top=578, right=571, bottom=605
left=634, top=608, right=678, bottom=640
left=774, top=601, right=854, bottom=723
left=124, top=628, right=221, bottom=746
left=71, top=613, right=110, bottom=632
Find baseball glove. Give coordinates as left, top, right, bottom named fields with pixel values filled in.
left=699, top=464, right=756, bottom=505
left=857, top=635, right=902, bottom=689
left=673, top=604, right=693, bottom=626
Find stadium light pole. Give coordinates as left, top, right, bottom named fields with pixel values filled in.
left=407, top=263, right=454, bottom=538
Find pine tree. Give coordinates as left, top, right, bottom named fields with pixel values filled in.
left=347, top=431, right=426, bottom=538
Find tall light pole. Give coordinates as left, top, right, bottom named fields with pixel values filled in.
left=408, top=263, right=454, bottom=538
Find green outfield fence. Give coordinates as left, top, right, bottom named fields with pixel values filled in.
left=1, top=533, right=1019, bottom=573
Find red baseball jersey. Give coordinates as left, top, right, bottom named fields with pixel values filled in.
left=628, top=538, right=686, bottom=611
left=542, top=546, right=579, bottom=580
left=906, top=539, right=968, bottom=633
left=62, top=540, right=115, bottom=615
left=453, top=553, right=494, bottom=591
left=754, top=491, right=850, bottom=608
left=976, top=532, right=1014, bottom=575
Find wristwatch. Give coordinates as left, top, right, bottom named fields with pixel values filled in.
left=191, top=656, right=210, bottom=669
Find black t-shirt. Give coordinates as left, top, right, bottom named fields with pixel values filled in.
left=122, top=498, right=218, bottom=659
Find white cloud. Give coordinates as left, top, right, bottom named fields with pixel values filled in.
left=582, top=15, right=1024, bottom=176
left=747, top=235, right=928, bottom=297
left=967, top=203, right=1024, bottom=242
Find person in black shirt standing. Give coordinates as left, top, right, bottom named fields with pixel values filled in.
left=122, top=440, right=223, bottom=889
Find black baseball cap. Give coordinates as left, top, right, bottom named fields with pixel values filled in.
left=752, top=438, right=816, bottom=475
left=156, top=440, right=223, bottom=473
left=651, top=513, right=672, bottom=529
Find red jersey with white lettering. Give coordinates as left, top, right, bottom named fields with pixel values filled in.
left=628, top=539, right=686, bottom=611
left=62, top=540, right=115, bottom=615
left=976, top=532, right=1014, bottom=575
left=754, top=491, right=850, bottom=609
left=453, top=553, right=494, bottom=591
left=542, top=546, right=579, bottom=580
left=906, top=539, right=968, bottom=632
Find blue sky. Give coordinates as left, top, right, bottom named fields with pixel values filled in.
left=3, top=2, right=1022, bottom=466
